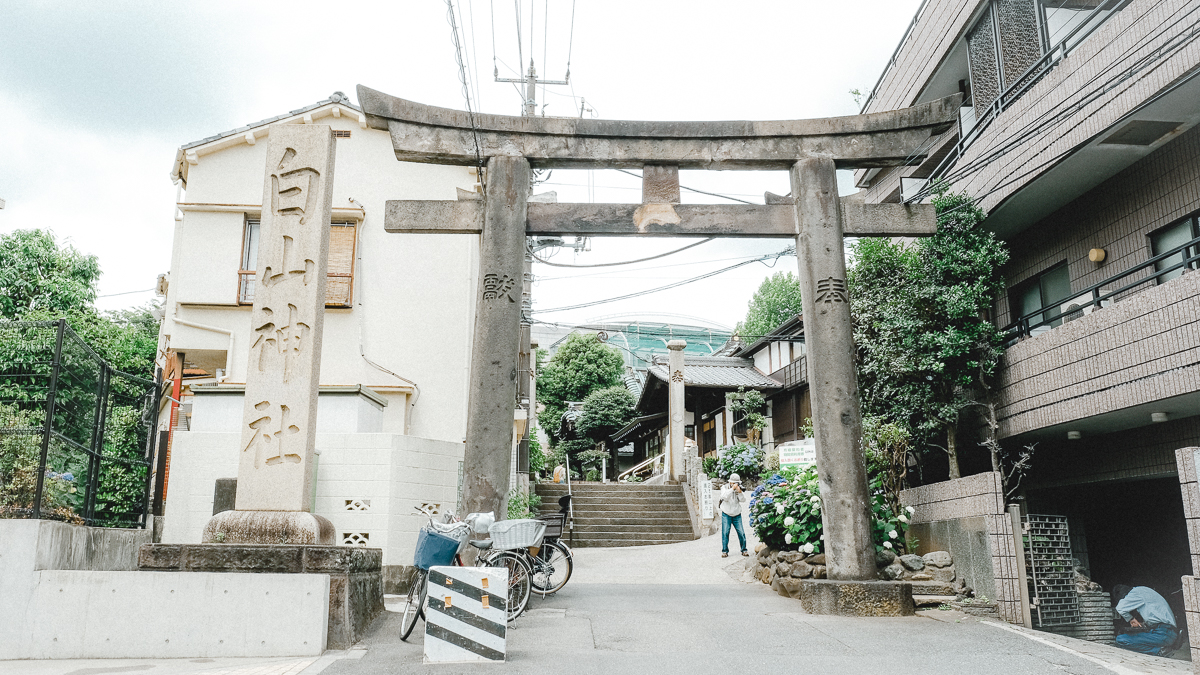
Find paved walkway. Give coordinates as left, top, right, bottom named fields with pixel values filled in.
left=3, top=528, right=1192, bottom=675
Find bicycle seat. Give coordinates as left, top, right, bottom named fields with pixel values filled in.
left=469, top=539, right=493, bottom=550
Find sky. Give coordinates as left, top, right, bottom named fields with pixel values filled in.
left=0, top=0, right=922, bottom=332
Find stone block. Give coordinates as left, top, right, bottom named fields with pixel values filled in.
left=777, top=579, right=915, bottom=617
left=790, top=561, right=813, bottom=578
left=137, top=544, right=182, bottom=570
left=202, top=510, right=336, bottom=546
left=923, top=550, right=952, bottom=568
left=898, top=554, right=925, bottom=571
left=213, top=478, right=237, bottom=515
left=931, top=565, right=956, bottom=583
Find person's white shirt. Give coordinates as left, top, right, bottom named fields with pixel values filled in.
left=719, top=482, right=745, bottom=516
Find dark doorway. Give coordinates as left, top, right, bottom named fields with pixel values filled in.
left=1026, top=477, right=1191, bottom=621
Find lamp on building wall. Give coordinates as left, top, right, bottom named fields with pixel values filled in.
left=1067, top=430, right=1082, bottom=440
left=1089, top=248, right=1107, bottom=263
left=1151, top=412, right=1169, bottom=423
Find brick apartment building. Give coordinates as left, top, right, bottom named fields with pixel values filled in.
left=856, top=0, right=1200, bottom=635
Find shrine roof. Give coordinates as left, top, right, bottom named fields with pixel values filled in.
left=646, top=355, right=780, bottom=390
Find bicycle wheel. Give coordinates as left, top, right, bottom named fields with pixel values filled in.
left=399, top=569, right=428, bottom=641
left=531, top=541, right=573, bottom=595
left=488, top=551, right=532, bottom=622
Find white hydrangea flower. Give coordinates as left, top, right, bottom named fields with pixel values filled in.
left=783, top=516, right=795, bottom=527
left=802, top=542, right=815, bottom=554
left=776, top=503, right=786, bottom=515
left=785, top=533, right=793, bottom=544
left=898, top=514, right=909, bottom=524
left=888, top=530, right=898, bottom=539
left=883, top=541, right=893, bottom=549
left=906, top=506, right=915, bottom=514
left=810, top=496, right=820, bottom=504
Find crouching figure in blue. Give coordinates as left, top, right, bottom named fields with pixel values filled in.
left=1112, top=584, right=1178, bottom=656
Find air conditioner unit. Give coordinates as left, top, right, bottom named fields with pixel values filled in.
left=1060, top=291, right=1113, bottom=322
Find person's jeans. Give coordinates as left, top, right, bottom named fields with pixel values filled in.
left=1115, top=625, right=1177, bottom=654
left=721, top=512, right=747, bottom=554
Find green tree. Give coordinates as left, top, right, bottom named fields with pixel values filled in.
left=849, top=191, right=1008, bottom=480
left=0, top=230, right=101, bottom=320
left=576, top=386, right=636, bottom=444
left=735, top=271, right=803, bottom=340
left=536, top=333, right=624, bottom=445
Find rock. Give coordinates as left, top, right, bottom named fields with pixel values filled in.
left=780, top=551, right=804, bottom=564
left=758, top=566, right=772, bottom=584
left=876, top=549, right=897, bottom=567
left=923, top=551, right=952, bottom=568
left=811, top=565, right=827, bottom=579
left=898, top=554, right=925, bottom=571
left=882, top=563, right=904, bottom=580
left=931, top=566, right=956, bottom=583
left=909, top=573, right=933, bottom=581
left=790, top=561, right=813, bottom=578
left=757, top=549, right=772, bottom=564
left=754, top=543, right=766, bottom=554
left=776, top=562, right=791, bottom=577
left=807, top=553, right=826, bottom=566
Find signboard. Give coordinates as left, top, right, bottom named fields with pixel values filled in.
left=779, top=438, right=816, bottom=469
left=698, top=474, right=714, bottom=519
left=425, top=566, right=508, bottom=663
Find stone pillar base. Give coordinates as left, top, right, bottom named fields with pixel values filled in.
left=138, top=543, right=382, bottom=649
left=775, top=578, right=915, bottom=617
left=202, top=510, right=336, bottom=545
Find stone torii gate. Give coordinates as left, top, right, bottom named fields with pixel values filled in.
left=358, top=85, right=960, bottom=581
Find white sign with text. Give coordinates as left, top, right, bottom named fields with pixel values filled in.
left=779, top=439, right=817, bottom=469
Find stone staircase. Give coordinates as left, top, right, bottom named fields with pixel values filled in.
left=534, top=483, right=696, bottom=548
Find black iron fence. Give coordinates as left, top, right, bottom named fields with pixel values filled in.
left=0, top=319, right=161, bottom=528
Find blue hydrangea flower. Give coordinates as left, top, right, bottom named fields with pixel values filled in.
left=61, top=473, right=74, bottom=482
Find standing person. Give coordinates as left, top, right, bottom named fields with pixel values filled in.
left=719, top=473, right=748, bottom=558
left=1111, top=584, right=1179, bottom=655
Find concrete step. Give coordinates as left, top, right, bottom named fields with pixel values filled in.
left=546, top=497, right=687, bottom=506
left=565, top=516, right=693, bottom=526
left=567, top=538, right=694, bottom=548
left=913, top=595, right=957, bottom=607
left=568, top=524, right=695, bottom=534
left=563, top=530, right=694, bottom=541
left=536, top=486, right=685, bottom=496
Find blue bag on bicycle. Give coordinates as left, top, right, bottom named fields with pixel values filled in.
left=414, top=528, right=460, bottom=570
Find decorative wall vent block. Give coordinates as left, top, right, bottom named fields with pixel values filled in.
left=344, top=499, right=372, bottom=511
left=343, top=532, right=370, bottom=546
left=420, top=502, right=442, bottom=515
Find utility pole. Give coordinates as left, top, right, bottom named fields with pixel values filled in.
left=496, top=60, right=569, bottom=118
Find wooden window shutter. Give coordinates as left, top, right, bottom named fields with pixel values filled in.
left=326, top=222, right=356, bottom=306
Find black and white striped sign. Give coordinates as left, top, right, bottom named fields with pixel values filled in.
left=424, top=566, right=508, bottom=663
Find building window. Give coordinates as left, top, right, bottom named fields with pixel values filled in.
left=1150, top=217, right=1200, bottom=284
left=1011, top=262, right=1071, bottom=331
left=239, top=219, right=357, bottom=307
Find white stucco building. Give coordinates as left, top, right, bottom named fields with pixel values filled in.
left=156, top=92, right=483, bottom=587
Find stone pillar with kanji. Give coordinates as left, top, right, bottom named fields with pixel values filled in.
left=203, top=124, right=337, bottom=545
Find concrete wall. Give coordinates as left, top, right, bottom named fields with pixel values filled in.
left=1174, top=448, right=1200, bottom=670
left=0, top=520, right=327, bottom=659
left=161, top=430, right=462, bottom=570
left=901, top=472, right=1023, bottom=623
left=996, top=271, right=1200, bottom=438
left=164, top=105, right=480, bottom=445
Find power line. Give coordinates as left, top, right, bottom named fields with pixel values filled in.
left=531, top=247, right=794, bottom=314
left=531, top=238, right=715, bottom=268
left=614, top=169, right=757, bottom=205
left=534, top=251, right=788, bottom=281
left=97, top=288, right=154, bottom=298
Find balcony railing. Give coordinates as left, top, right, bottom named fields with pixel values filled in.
left=1005, top=235, right=1200, bottom=340
left=907, top=0, right=1131, bottom=203
left=771, top=355, right=808, bottom=389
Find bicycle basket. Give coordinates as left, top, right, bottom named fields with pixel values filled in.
left=537, top=513, right=564, bottom=539
left=489, top=518, right=546, bottom=550
left=414, top=527, right=461, bottom=570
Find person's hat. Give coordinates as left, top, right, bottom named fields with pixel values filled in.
left=729, top=473, right=742, bottom=483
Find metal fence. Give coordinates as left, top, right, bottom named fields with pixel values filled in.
left=1024, top=514, right=1081, bottom=628
left=0, top=319, right=160, bottom=528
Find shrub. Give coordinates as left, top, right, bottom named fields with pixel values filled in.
left=701, top=455, right=718, bottom=477
left=747, top=465, right=912, bottom=554
left=507, top=488, right=543, bottom=519
left=716, top=443, right=764, bottom=483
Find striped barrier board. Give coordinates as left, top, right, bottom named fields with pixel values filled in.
left=424, top=566, right=508, bottom=663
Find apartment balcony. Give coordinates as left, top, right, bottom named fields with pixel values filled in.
left=995, top=251, right=1200, bottom=440
left=770, top=355, right=808, bottom=390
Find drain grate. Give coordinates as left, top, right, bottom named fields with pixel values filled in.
left=1024, top=514, right=1080, bottom=627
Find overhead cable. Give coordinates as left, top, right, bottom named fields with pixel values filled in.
left=530, top=238, right=715, bottom=268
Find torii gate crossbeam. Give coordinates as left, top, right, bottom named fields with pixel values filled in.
left=359, top=85, right=961, bottom=581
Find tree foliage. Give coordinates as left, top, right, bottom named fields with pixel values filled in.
left=849, top=191, right=1009, bottom=480
left=735, top=271, right=803, bottom=340
left=535, top=333, right=624, bottom=445
left=576, top=386, right=636, bottom=444
left=0, top=230, right=101, bottom=320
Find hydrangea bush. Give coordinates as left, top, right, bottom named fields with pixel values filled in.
left=747, top=465, right=913, bottom=554
left=716, top=443, right=763, bottom=484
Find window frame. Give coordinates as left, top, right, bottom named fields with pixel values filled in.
left=237, top=216, right=358, bottom=308
left=1147, top=216, right=1200, bottom=285
left=1009, top=260, right=1071, bottom=331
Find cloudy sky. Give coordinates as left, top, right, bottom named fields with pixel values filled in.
left=0, top=0, right=920, bottom=331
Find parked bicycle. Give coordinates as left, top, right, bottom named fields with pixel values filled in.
left=529, top=495, right=574, bottom=596
left=400, top=507, right=484, bottom=641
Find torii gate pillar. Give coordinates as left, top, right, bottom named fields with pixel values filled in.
left=462, top=156, right=530, bottom=521
left=792, top=157, right=875, bottom=580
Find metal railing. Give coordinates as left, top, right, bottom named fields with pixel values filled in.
left=1005, top=234, right=1200, bottom=340
left=906, top=0, right=1130, bottom=202
left=0, top=319, right=161, bottom=528
left=618, top=452, right=664, bottom=482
